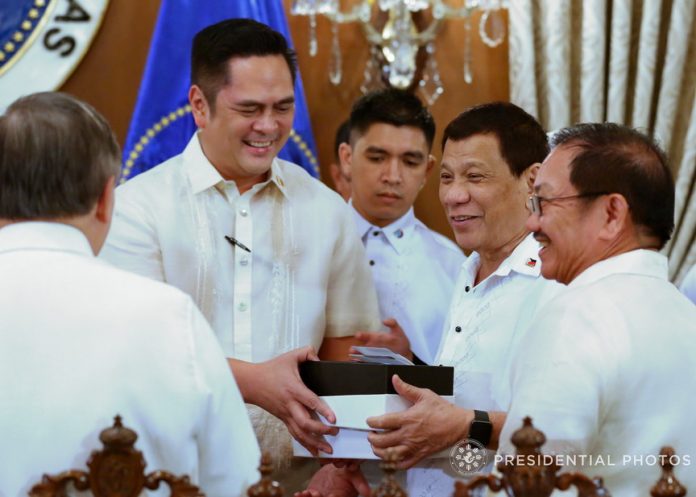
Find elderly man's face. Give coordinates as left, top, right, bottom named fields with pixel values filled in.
left=526, top=145, right=605, bottom=284
left=439, top=134, right=531, bottom=255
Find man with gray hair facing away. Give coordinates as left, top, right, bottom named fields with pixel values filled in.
left=0, top=92, right=260, bottom=497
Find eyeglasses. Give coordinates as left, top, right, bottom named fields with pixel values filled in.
left=527, top=192, right=608, bottom=216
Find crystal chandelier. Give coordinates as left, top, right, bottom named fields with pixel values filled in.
left=291, top=0, right=508, bottom=105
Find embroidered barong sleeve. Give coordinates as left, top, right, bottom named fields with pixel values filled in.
left=324, top=206, right=382, bottom=338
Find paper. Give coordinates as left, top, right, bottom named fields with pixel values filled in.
left=350, top=346, right=414, bottom=365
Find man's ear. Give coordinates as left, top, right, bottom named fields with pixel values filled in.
left=95, top=176, right=116, bottom=225
left=599, top=193, right=631, bottom=240
left=425, top=154, right=436, bottom=176
left=523, top=163, right=541, bottom=193
left=338, top=142, right=353, bottom=180
left=189, top=85, right=210, bottom=129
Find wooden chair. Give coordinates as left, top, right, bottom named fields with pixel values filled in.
left=28, top=415, right=203, bottom=497
left=453, top=417, right=688, bottom=497
left=27, top=415, right=288, bottom=497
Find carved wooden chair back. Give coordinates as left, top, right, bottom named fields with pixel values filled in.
left=453, top=417, right=688, bottom=497
left=28, top=416, right=203, bottom=497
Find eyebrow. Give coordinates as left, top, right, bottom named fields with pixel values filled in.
left=402, top=151, right=425, bottom=161
left=364, top=146, right=425, bottom=160
left=364, top=146, right=388, bottom=154
left=235, top=96, right=295, bottom=107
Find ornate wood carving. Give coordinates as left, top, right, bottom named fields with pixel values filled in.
left=373, top=448, right=407, bottom=497
left=247, top=452, right=284, bottom=497
left=28, top=415, right=203, bottom=497
left=651, top=447, right=688, bottom=497
left=453, top=417, right=611, bottom=497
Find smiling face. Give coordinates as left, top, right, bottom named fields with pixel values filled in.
left=189, top=55, right=295, bottom=192
left=343, top=123, right=433, bottom=227
left=439, top=134, right=533, bottom=257
left=525, top=145, right=606, bottom=284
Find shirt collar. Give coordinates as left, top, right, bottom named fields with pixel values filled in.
left=349, top=203, right=417, bottom=254
left=0, top=222, right=93, bottom=257
left=569, top=249, right=668, bottom=288
left=492, top=233, right=542, bottom=278
left=183, top=133, right=288, bottom=199
left=461, top=232, right=541, bottom=285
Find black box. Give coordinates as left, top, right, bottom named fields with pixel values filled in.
left=299, top=360, right=453, bottom=396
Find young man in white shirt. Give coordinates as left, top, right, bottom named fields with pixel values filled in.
left=0, top=92, right=260, bottom=497
left=342, top=89, right=464, bottom=365
left=100, top=19, right=381, bottom=491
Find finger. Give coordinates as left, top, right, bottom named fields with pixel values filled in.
left=287, top=417, right=330, bottom=455
left=349, top=469, right=372, bottom=497
left=366, top=411, right=405, bottom=430
left=354, top=332, right=369, bottom=343
left=382, top=318, right=397, bottom=329
left=383, top=319, right=404, bottom=336
left=290, top=403, right=339, bottom=436
left=305, top=345, right=319, bottom=362
left=367, top=429, right=406, bottom=449
left=391, top=374, right=426, bottom=403
left=371, top=444, right=410, bottom=462
left=294, top=387, right=337, bottom=424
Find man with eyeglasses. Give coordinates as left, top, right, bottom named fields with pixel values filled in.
left=500, top=123, right=696, bottom=497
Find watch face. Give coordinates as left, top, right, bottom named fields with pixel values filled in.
left=450, top=438, right=490, bottom=476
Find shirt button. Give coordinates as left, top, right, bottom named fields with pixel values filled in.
left=369, top=260, right=375, bottom=266
left=455, top=326, right=462, bottom=333
left=240, top=208, right=248, bottom=217
left=240, top=256, right=249, bottom=266
left=373, top=231, right=380, bottom=236
left=465, top=286, right=471, bottom=292
left=238, top=302, right=248, bottom=312
left=394, top=229, right=404, bottom=238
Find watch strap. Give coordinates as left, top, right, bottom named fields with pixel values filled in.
left=468, top=409, right=493, bottom=447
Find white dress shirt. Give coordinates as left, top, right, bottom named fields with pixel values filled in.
left=0, top=222, right=260, bottom=497
left=408, top=234, right=562, bottom=497
left=100, top=133, right=381, bottom=490
left=501, top=249, right=696, bottom=497
left=351, top=205, right=465, bottom=364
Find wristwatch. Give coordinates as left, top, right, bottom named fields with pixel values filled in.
left=468, top=410, right=493, bottom=447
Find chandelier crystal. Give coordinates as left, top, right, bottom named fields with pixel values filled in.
left=291, top=0, right=508, bottom=105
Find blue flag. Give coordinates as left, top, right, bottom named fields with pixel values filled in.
left=121, top=0, right=318, bottom=182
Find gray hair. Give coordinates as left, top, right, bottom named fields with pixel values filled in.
left=0, top=92, right=121, bottom=219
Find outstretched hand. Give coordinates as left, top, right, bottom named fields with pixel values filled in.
left=353, top=319, right=412, bottom=360
left=233, top=346, right=338, bottom=455
left=366, top=375, right=471, bottom=468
